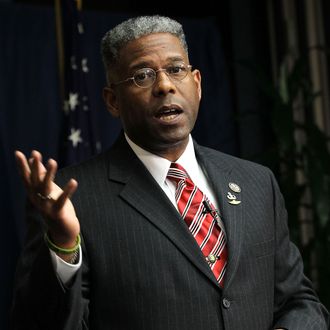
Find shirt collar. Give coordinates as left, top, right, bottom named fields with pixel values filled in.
left=125, top=134, right=199, bottom=186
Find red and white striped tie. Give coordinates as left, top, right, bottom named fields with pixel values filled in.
left=167, top=162, right=228, bottom=287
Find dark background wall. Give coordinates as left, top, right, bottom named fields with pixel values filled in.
left=0, top=0, right=292, bottom=328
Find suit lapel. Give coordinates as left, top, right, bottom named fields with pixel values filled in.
left=195, top=144, right=245, bottom=290
left=107, top=136, right=219, bottom=288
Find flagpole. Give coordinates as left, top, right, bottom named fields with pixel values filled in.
left=54, top=0, right=65, bottom=106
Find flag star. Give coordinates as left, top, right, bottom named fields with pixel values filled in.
left=68, top=92, right=79, bottom=110
left=77, top=22, right=84, bottom=34
left=68, top=128, right=83, bottom=147
left=81, top=58, right=89, bottom=73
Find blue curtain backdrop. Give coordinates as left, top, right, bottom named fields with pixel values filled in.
left=0, top=3, right=236, bottom=328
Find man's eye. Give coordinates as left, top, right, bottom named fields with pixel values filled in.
left=135, top=73, right=147, bottom=81
left=134, top=69, right=154, bottom=82
left=167, top=65, right=186, bottom=75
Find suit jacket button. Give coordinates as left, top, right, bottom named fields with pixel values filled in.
left=222, top=298, right=231, bottom=309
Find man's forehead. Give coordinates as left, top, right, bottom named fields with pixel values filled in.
left=117, top=33, right=187, bottom=67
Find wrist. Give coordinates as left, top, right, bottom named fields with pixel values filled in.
left=47, top=231, right=79, bottom=249
left=56, top=248, right=80, bottom=264
left=44, top=232, right=81, bottom=255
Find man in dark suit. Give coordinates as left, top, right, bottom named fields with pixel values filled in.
left=11, top=15, right=329, bottom=329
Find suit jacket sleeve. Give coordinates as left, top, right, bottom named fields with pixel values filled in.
left=270, top=171, right=329, bottom=329
left=10, top=201, right=90, bottom=330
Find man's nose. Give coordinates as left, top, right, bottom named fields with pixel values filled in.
left=152, top=70, right=176, bottom=96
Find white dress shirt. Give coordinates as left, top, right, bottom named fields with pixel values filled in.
left=51, top=134, right=219, bottom=285
left=126, top=134, right=219, bottom=210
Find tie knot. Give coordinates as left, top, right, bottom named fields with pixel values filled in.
left=167, top=163, right=189, bottom=183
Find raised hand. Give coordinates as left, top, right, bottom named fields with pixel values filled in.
left=15, top=150, right=80, bottom=250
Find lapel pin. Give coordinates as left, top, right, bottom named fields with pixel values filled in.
left=227, top=192, right=241, bottom=205
left=229, top=200, right=241, bottom=205
left=228, top=182, right=241, bottom=193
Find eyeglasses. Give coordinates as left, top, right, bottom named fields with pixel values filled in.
left=112, top=63, right=192, bottom=88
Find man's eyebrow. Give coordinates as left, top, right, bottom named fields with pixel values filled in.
left=129, top=57, right=186, bottom=72
left=166, top=56, right=186, bottom=63
left=129, top=61, right=151, bottom=72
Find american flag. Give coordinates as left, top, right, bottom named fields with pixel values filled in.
left=56, top=0, right=101, bottom=167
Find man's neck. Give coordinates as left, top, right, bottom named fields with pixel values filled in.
left=124, top=134, right=190, bottom=162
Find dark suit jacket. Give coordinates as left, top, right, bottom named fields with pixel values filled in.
left=11, top=135, right=329, bottom=330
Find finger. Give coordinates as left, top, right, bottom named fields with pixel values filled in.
left=53, top=179, right=78, bottom=211
left=42, top=159, right=58, bottom=195
left=14, top=151, right=32, bottom=187
left=30, top=150, right=46, bottom=187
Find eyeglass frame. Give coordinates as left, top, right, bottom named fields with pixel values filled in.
left=111, top=63, right=193, bottom=89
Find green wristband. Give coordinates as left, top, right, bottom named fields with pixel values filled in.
left=44, top=233, right=81, bottom=254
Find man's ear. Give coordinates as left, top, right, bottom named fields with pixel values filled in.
left=103, top=87, right=120, bottom=118
left=192, top=69, right=202, bottom=100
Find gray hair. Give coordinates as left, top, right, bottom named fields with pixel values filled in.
left=101, top=15, right=188, bottom=80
